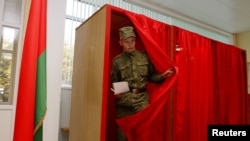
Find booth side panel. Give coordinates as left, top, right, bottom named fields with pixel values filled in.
left=69, top=7, right=107, bottom=141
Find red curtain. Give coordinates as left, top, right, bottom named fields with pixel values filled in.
left=173, top=28, right=216, bottom=141
left=172, top=27, right=248, bottom=141
left=214, top=42, right=247, bottom=124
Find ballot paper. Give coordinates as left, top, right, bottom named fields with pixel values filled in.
left=112, top=81, right=130, bottom=95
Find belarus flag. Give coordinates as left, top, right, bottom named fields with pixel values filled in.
left=14, top=0, right=47, bottom=141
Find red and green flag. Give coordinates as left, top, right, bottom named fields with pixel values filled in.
left=14, top=0, right=47, bottom=141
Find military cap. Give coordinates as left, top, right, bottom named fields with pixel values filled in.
left=119, top=26, right=136, bottom=39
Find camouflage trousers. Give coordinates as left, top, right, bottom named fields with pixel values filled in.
left=115, top=92, right=149, bottom=141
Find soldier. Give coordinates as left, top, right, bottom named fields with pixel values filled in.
left=111, top=26, right=174, bottom=141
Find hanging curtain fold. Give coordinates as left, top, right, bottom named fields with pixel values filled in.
left=214, top=42, right=248, bottom=124
left=173, top=27, right=216, bottom=141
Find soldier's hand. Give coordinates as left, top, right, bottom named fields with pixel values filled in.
left=111, top=88, right=122, bottom=99
left=162, top=67, right=175, bottom=78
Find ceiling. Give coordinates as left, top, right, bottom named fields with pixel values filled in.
left=125, top=0, right=250, bottom=34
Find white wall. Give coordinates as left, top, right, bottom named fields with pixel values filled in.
left=44, top=0, right=67, bottom=141
left=235, top=31, right=250, bottom=94
left=58, top=87, right=71, bottom=141
left=235, top=31, right=250, bottom=62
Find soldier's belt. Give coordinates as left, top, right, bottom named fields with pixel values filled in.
left=131, top=88, right=146, bottom=94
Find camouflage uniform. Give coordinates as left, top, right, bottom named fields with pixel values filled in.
left=111, top=50, right=165, bottom=141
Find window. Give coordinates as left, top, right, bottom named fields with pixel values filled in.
left=62, top=0, right=100, bottom=85
left=0, top=0, right=22, bottom=104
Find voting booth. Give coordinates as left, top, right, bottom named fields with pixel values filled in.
left=69, top=4, right=248, bottom=141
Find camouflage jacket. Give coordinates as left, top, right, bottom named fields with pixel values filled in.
left=111, top=50, right=164, bottom=90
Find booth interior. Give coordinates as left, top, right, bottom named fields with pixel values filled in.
left=106, top=7, right=175, bottom=140
left=106, top=10, right=149, bottom=141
